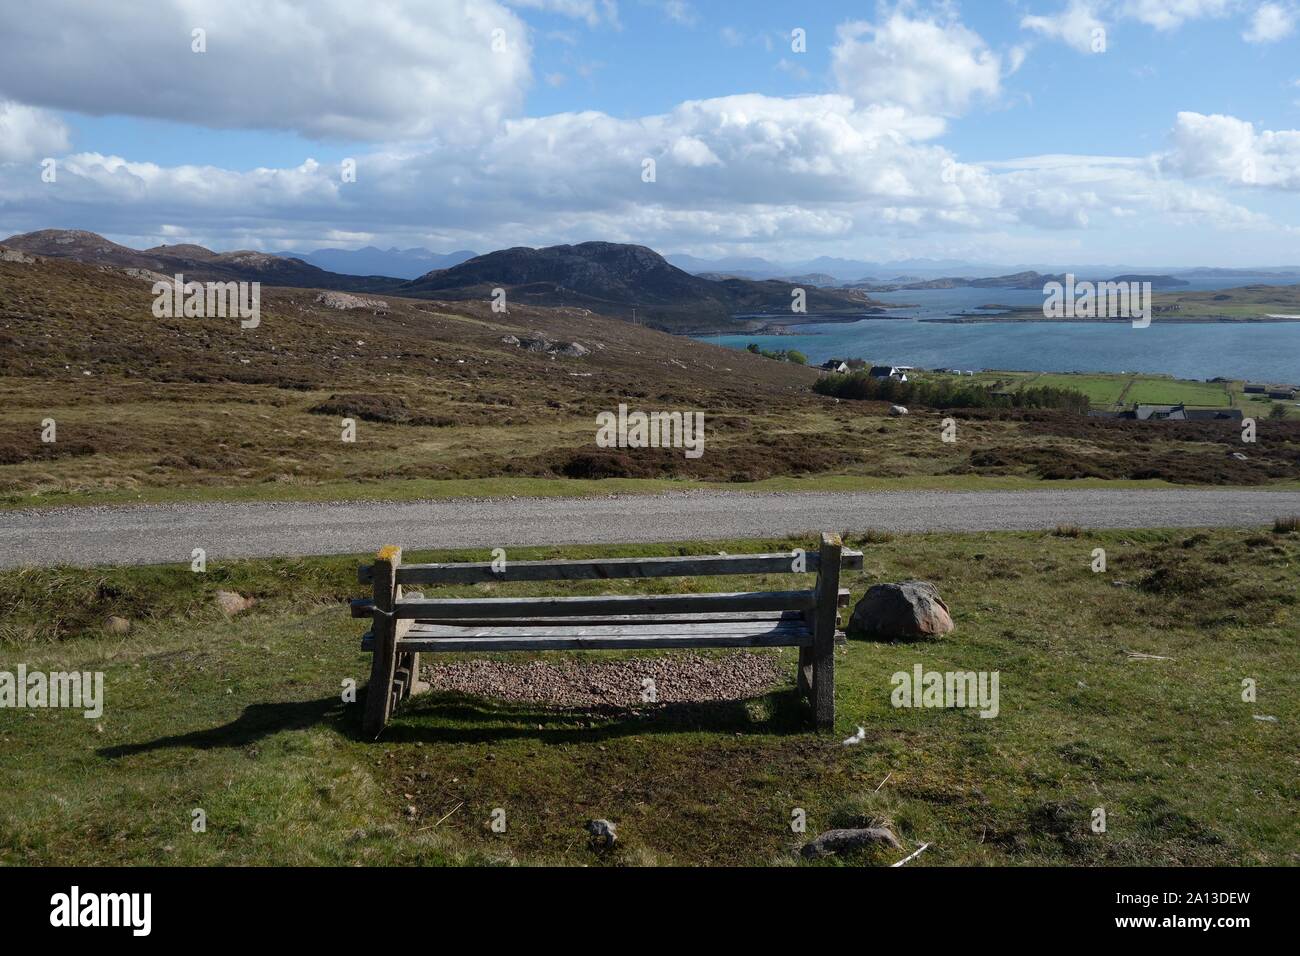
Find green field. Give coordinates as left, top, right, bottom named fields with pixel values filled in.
left=1022, top=373, right=1129, bottom=405
left=966, top=370, right=1234, bottom=409
left=3, top=528, right=1296, bottom=866
left=1125, top=379, right=1232, bottom=407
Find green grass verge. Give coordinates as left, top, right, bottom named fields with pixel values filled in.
left=2, top=528, right=1297, bottom=866
left=7, top=473, right=1300, bottom=512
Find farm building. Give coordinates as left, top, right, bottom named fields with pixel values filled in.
left=868, top=365, right=908, bottom=382
left=1119, top=404, right=1243, bottom=422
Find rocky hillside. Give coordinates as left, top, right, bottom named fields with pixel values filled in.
left=1, top=250, right=858, bottom=496
left=1, top=229, right=397, bottom=292
left=3, top=231, right=884, bottom=332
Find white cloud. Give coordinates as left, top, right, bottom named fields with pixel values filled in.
left=0, top=100, right=70, bottom=163
left=832, top=13, right=1003, bottom=117
left=1119, top=0, right=1232, bottom=30
left=1022, top=1, right=1109, bottom=54
left=1023, top=1, right=1239, bottom=52
left=659, top=1, right=698, bottom=26
left=0, top=96, right=1282, bottom=259
left=0, top=93, right=1002, bottom=249
left=668, top=136, right=721, bottom=167
left=1161, top=111, right=1300, bottom=188
left=1242, top=2, right=1296, bottom=41
left=0, top=0, right=532, bottom=141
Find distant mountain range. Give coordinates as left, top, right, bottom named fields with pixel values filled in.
left=848, top=272, right=1190, bottom=292
left=666, top=253, right=1300, bottom=284
left=296, top=246, right=477, bottom=279
left=666, top=253, right=990, bottom=282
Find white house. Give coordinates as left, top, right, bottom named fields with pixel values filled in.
left=868, top=365, right=908, bottom=383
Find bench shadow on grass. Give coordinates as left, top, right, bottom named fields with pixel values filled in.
left=97, top=686, right=810, bottom=758
left=96, top=695, right=352, bottom=758
left=380, top=686, right=811, bottom=745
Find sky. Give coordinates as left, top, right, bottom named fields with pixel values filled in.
left=0, top=0, right=1298, bottom=267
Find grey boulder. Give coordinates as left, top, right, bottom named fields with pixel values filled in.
left=849, top=581, right=953, bottom=641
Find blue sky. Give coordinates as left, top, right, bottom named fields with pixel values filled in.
left=1, top=0, right=1298, bottom=266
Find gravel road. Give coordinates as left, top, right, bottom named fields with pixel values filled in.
left=2, top=488, right=1297, bottom=569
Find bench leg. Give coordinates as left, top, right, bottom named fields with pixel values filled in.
left=361, top=547, right=402, bottom=738
left=797, top=645, right=814, bottom=703
left=812, top=635, right=834, bottom=730
left=362, top=627, right=398, bottom=737
left=397, top=649, right=428, bottom=700
left=811, top=533, right=841, bottom=731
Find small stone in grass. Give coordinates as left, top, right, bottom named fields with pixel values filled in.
left=586, top=819, right=617, bottom=849
left=801, top=827, right=902, bottom=859
left=215, top=590, right=254, bottom=615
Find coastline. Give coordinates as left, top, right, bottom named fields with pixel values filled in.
left=921, top=314, right=1300, bottom=324
left=683, top=309, right=912, bottom=336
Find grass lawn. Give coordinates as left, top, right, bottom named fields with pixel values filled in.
left=1125, top=378, right=1231, bottom=407
left=2, top=528, right=1296, bottom=866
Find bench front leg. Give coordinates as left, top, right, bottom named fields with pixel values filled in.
left=811, top=533, right=842, bottom=730
left=362, top=546, right=402, bottom=738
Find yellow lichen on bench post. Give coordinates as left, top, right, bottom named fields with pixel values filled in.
left=362, top=545, right=402, bottom=737
left=811, top=532, right=842, bottom=730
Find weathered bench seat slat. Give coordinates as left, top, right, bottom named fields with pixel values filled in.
left=394, top=624, right=814, bottom=653
left=359, top=625, right=846, bottom=652
left=351, top=589, right=849, bottom=620
left=361, top=550, right=863, bottom=585
left=421, top=609, right=803, bottom=626
left=409, top=620, right=811, bottom=638
left=389, top=590, right=815, bottom=620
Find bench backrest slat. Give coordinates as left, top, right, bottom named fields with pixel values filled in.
left=360, top=549, right=863, bottom=585
left=389, top=589, right=815, bottom=620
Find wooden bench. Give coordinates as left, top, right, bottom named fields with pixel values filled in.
left=351, top=533, right=861, bottom=736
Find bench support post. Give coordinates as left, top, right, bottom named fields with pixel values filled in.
left=811, top=533, right=841, bottom=730
left=796, top=646, right=813, bottom=703
left=362, top=545, right=402, bottom=737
